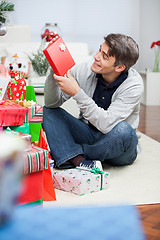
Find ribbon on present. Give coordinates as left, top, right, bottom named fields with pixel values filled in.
left=77, top=167, right=106, bottom=191
left=90, top=167, right=105, bottom=190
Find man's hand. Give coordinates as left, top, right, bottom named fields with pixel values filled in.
left=53, top=70, right=81, bottom=96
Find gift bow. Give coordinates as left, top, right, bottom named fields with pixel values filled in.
left=77, top=166, right=105, bottom=190
left=91, top=167, right=104, bottom=190
left=90, top=167, right=104, bottom=175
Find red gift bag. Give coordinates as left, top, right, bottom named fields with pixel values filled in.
left=43, top=37, right=75, bottom=76
left=18, top=171, right=43, bottom=206
left=38, top=127, right=56, bottom=201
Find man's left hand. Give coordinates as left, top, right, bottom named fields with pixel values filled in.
left=53, top=70, right=81, bottom=96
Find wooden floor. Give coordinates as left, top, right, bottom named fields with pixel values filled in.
left=137, top=104, right=160, bottom=240
left=137, top=204, right=160, bottom=240
left=138, top=104, right=160, bottom=142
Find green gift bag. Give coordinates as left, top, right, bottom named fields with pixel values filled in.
left=26, top=86, right=37, bottom=103
left=29, top=123, right=41, bottom=142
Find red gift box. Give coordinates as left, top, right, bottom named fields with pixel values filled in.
left=0, top=99, right=27, bottom=127
left=25, top=104, right=42, bottom=123
left=43, top=37, right=75, bottom=76
left=23, top=146, right=48, bottom=175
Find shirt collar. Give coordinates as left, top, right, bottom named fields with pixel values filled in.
left=96, top=71, right=128, bottom=89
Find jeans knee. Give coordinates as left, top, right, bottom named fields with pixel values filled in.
left=113, top=122, right=138, bottom=152
left=115, top=122, right=136, bottom=139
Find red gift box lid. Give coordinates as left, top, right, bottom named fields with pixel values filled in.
left=43, top=37, right=75, bottom=76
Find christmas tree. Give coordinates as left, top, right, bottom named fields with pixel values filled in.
left=20, top=93, right=24, bottom=100
left=9, top=88, right=13, bottom=97
left=0, top=1, right=14, bottom=23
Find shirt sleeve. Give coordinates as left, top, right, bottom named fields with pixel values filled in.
left=73, top=80, right=144, bottom=134
left=44, top=69, right=71, bottom=108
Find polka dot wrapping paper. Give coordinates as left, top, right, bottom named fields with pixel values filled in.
left=53, top=167, right=110, bottom=195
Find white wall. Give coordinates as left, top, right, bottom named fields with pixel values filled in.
left=9, top=0, right=160, bottom=71
left=139, top=0, right=160, bottom=71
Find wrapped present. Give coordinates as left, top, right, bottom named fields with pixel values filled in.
left=43, top=37, right=75, bottom=76
left=7, top=72, right=26, bottom=101
left=29, top=106, right=43, bottom=123
left=24, top=103, right=42, bottom=123
left=9, top=100, right=40, bottom=123
left=53, top=167, right=110, bottom=195
left=0, top=99, right=27, bottom=127
left=23, top=146, right=48, bottom=174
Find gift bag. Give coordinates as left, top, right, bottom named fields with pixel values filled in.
left=38, top=127, right=56, bottom=201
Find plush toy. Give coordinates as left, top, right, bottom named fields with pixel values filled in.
left=7, top=72, right=26, bottom=101
left=1, top=54, right=31, bottom=79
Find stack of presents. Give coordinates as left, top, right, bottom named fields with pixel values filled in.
left=0, top=37, right=110, bottom=207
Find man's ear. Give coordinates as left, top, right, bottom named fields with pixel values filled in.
left=115, top=64, right=126, bottom=73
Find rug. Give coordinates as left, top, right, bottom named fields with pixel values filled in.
left=44, top=133, right=160, bottom=208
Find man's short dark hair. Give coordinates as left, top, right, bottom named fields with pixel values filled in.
left=104, top=33, right=139, bottom=72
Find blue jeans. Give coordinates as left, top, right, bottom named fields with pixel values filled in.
left=43, top=107, right=138, bottom=168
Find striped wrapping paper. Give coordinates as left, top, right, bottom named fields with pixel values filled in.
left=23, top=146, right=48, bottom=174
left=24, top=104, right=42, bottom=123
left=29, top=106, right=43, bottom=123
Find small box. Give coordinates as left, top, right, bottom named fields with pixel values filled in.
left=43, top=37, right=75, bottom=76
left=24, top=103, right=42, bottom=123
left=23, top=146, right=48, bottom=175
left=53, top=168, right=110, bottom=195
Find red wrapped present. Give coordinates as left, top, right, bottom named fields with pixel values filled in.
left=0, top=99, right=27, bottom=127
left=43, top=37, right=75, bottom=76
left=25, top=103, right=42, bottom=123
left=23, top=146, right=48, bottom=174
left=29, top=106, right=43, bottom=123
left=7, top=72, right=26, bottom=101
left=8, top=100, right=42, bottom=123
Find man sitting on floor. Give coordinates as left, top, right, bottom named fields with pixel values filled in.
left=43, top=33, right=144, bottom=170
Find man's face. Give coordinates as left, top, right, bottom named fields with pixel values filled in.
left=91, top=42, right=116, bottom=75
